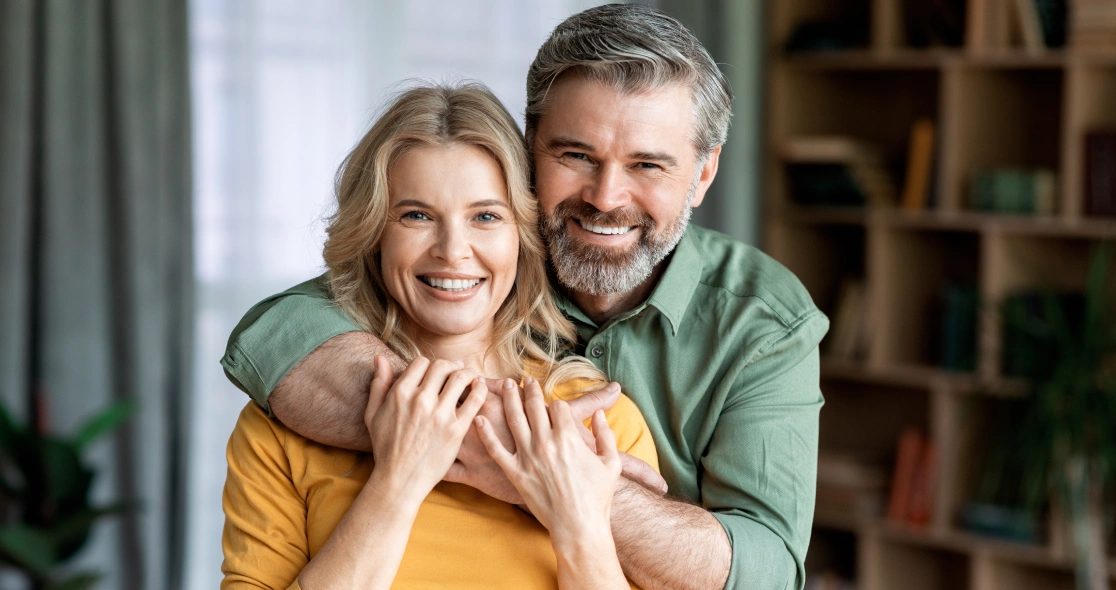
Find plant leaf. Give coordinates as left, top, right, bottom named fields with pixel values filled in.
left=73, top=398, right=136, bottom=451
left=0, top=524, right=57, bottom=576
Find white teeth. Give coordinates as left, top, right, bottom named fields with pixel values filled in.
left=421, top=277, right=482, bottom=291
left=578, top=220, right=634, bottom=235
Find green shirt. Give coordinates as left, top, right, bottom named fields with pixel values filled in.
left=221, top=225, right=828, bottom=590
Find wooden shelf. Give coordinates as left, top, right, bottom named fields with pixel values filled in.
left=767, top=2, right=1116, bottom=589
left=778, top=206, right=1116, bottom=238
left=816, top=514, right=1116, bottom=579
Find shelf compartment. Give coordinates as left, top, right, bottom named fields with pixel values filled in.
left=868, top=227, right=981, bottom=368
left=1065, top=61, right=1116, bottom=218
left=862, top=531, right=970, bottom=590
left=940, top=66, right=1065, bottom=213
left=766, top=221, right=866, bottom=324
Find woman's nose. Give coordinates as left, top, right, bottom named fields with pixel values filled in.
left=431, top=221, right=472, bottom=263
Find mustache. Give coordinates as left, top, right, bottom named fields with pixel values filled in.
left=548, top=198, right=654, bottom=229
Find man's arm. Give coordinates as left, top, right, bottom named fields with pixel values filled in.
left=611, top=480, right=730, bottom=590
left=270, top=331, right=403, bottom=451
left=609, top=315, right=828, bottom=590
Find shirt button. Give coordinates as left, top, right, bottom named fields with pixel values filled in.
left=590, top=345, right=604, bottom=358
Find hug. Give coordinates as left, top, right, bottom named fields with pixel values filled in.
left=221, top=5, right=825, bottom=589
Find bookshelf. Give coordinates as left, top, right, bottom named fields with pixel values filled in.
left=762, top=1, right=1116, bottom=589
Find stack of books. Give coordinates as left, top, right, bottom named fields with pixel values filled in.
left=969, top=168, right=1057, bottom=215
left=816, top=451, right=888, bottom=519
left=781, top=136, right=896, bottom=208
left=1071, top=0, right=1116, bottom=50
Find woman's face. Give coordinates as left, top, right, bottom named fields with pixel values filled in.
left=380, top=143, right=520, bottom=344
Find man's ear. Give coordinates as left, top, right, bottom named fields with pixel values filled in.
left=689, top=145, right=721, bottom=208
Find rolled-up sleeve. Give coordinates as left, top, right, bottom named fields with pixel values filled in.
left=702, top=312, right=827, bottom=590
left=221, top=275, right=362, bottom=415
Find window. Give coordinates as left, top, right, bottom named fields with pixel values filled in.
left=185, top=1, right=607, bottom=587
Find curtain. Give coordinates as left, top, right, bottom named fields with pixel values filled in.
left=0, top=0, right=192, bottom=588
left=659, top=0, right=766, bottom=246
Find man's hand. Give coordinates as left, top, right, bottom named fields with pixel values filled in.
left=444, top=380, right=628, bottom=503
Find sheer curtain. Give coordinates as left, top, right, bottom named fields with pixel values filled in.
left=185, top=1, right=608, bottom=587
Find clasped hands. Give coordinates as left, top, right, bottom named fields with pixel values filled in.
left=363, top=356, right=667, bottom=510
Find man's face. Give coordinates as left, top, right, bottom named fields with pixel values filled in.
left=533, top=76, right=720, bottom=297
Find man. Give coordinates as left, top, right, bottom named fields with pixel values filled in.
left=222, top=5, right=827, bottom=590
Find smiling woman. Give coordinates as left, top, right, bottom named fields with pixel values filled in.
left=380, top=144, right=520, bottom=356
left=219, top=82, right=659, bottom=590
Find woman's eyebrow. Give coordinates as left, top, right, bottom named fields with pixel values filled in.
left=469, top=199, right=509, bottom=208
left=393, top=199, right=430, bottom=209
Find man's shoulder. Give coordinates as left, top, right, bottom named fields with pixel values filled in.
left=687, top=226, right=821, bottom=330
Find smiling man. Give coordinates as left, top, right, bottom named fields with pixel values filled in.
left=221, top=5, right=827, bottom=590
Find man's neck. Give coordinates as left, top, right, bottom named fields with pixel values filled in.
left=568, top=262, right=667, bottom=325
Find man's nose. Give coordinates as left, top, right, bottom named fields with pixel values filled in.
left=432, top=222, right=472, bottom=263
left=581, top=163, right=632, bottom=212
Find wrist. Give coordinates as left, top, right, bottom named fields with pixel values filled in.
left=550, top=519, right=615, bottom=556
left=364, top=469, right=427, bottom=514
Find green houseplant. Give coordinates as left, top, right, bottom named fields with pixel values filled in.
left=0, top=398, right=135, bottom=590
left=998, top=244, right=1116, bottom=590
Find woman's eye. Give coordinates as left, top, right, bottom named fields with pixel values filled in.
left=402, top=211, right=430, bottom=221
left=475, top=211, right=500, bottom=222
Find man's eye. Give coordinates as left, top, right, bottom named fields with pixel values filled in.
left=402, top=211, right=430, bottom=221
left=637, top=162, right=661, bottom=170
left=564, top=152, right=589, bottom=161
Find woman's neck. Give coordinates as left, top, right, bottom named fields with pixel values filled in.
left=407, top=323, right=512, bottom=377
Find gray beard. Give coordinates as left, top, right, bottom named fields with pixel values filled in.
left=540, top=186, right=695, bottom=297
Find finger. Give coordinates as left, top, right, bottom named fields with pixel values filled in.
left=365, top=356, right=394, bottom=424
left=476, top=416, right=516, bottom=471
left=501, top=378, right=532, bottom=449
left=455, top=379, right=487, bottom=423
left=418, top=358, right=463, bottom=395
left=437, top=368, right=478, bottom=411
left=522, top=377, right=551, bottom=435
left=592, top=410, right=619, bottom=467
left=566, top=382, right=620, bottom=422
left=573, top=421, right=598, bottom=453
left=620, top=452, right=668, bottom=495
left=393, top=356, right=432, bottom=394
left=444, top=460, right=467, bottom=484
left=548, top=398, right=578, bottom=438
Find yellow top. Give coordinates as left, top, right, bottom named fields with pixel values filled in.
left=221, top=381, right=659, bottom=590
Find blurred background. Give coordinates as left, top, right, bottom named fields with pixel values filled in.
left=3, top=0, right=1116, bottom=589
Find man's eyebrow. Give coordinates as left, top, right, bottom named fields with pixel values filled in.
left=630, top=151, right=678, bottom=168
left=546, top=137, right=595, bottom=152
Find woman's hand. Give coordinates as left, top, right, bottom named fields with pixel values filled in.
left=476, top=377, right=622, bottom=545
left=364, top=356, right=487, bottom=506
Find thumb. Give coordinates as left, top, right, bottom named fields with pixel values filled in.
left=620, top=452, right=668, bottom=496
left=366, top=356, right=394, bottom=416
left=566, top=382, right=620, bottom=422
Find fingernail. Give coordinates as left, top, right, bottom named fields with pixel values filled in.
left=475, top=416, right=484, bottom=427
left=524, top=376, right=534, bottom=385
left=504, top=378, right=515, bottom=389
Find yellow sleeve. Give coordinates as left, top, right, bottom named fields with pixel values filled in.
left=221, top=403, right=310, bottom=590
left=552, top=379, right=660, bottom=473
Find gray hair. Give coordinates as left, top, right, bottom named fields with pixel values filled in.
left=525, top=4, right=733, bottom=158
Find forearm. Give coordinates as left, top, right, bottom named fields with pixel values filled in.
left=298, top=473, right=422, bottom=590
left=611, top=478, right=731, bottom=590
left=553, top=526, right=629, bottom=590
left=270, top=332, right=404, bottom=452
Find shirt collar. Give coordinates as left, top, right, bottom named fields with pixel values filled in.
left=553, top=227, right=704, bottom=336
left=644, top=227, right=703, bottom=335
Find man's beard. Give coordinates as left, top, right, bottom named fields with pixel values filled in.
left=539, top=183, right=696, bottom=297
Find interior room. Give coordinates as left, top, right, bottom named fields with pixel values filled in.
left=1, top=1, right=1114, bottom=589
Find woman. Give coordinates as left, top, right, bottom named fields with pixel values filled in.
left=221, top=82, right=658, bottom=590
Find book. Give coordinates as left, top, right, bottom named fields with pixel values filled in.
left=900, top=119, right=936, bottom=210
left=1015, top=0, right=1047, bottom=52
left=970, top=168, right=1058, bottom=215
left=782, top=136, right=897, bottom=208
left=939, top=284, right=979, bottom=371
left=1085, top=130, right=1116, bottom=217
left=824, top=278, right=869, bottom=360
left=907, top=443, right=937, bottom=528
left=816, top=451, right=888, bottom=518
left=887, top=428, right=925, bottom=522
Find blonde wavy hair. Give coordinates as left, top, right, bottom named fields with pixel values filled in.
left=323, top=82, right=604, bottom=397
